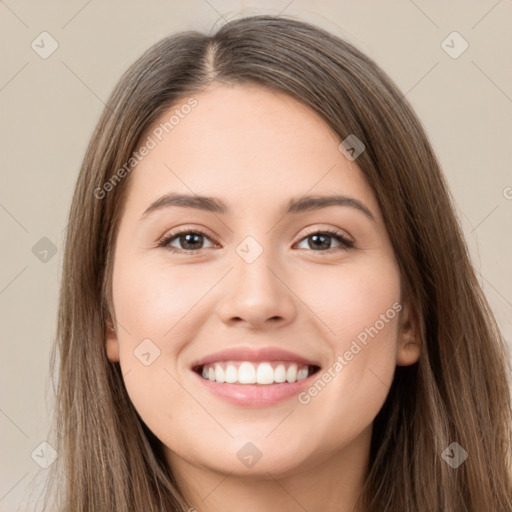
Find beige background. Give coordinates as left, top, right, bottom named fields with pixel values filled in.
left=1, top=1, right=511, bottom=510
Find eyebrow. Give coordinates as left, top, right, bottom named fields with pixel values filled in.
left=140, top=193, right=375, bottom=221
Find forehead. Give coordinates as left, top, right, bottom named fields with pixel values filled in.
left=122, top=83, right=380, bottom=220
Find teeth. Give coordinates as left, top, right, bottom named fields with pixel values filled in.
left=238, top=362, right=256, bottom=384
left=256, top=362, right=274, bottom=385
left=225, top=365, right=237, bottom=383
left=297, top=367, right=309, bottom=381
left=215, top=365, right=225, bottom=383
left=286, top=364, right=297, bottom=383
left=274, top=364, right=287, bottom=383
left=199, top=361, right=314, bottom=385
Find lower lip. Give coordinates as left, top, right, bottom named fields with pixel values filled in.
left=193, top=370, right=317, bottom=407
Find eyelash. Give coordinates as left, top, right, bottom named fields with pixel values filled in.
left=157, top=227, right=355, bottom=255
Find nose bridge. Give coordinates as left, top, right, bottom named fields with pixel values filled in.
left=235, top=233, right=279, bottom=292
left=215, top=233, right=296, bottom=327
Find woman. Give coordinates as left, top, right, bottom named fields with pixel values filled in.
left=44, top=15, right=512, bottom=512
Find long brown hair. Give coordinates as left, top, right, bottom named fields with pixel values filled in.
left=44, top=15, right=512, bottom=511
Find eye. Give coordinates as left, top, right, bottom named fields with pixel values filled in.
left=294, top=229, right=354, bottom=253
left=158, top=228, right=218, bottom=253
left=158, top=227, right=354, bottom=255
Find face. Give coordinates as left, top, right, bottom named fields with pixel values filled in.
left=106, top=83, right=420, bottom=478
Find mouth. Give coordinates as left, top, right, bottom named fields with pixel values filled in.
left=189, top=346, right=322, bottom=407
left=193, top=361, right=321, bottom=385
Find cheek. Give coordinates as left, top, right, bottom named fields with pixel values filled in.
left=110, top=254, right=207, bottom=422
left=303, top=255, right=401, bottom=352
left=112, top=253, right=206, bottom=344
left=295, top=258, right=401, bottom=435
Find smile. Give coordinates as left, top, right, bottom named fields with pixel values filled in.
left=195, top=361, right=320, bottom=385
left=190, top=346, right=322, bottom=406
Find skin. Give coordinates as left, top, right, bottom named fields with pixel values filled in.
left=105, top=83, right=420, bottom=512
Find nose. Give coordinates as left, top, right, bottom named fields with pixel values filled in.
left=215, top=244, right=297, bottom=330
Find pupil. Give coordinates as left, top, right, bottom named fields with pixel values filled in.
left=310, top=234, right=330, bottom=250
left=182, top=233, right=202, bottom=250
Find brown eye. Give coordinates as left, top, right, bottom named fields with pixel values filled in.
left=159, top=229, right=217, bottom=253
left=295, top=230, right=354, bottom=252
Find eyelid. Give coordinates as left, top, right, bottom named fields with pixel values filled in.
left=298, top=224, right=354, bottom=244
left=293, top=226, right=355, bottom=253
left=157, top=226, right=220, bottom=249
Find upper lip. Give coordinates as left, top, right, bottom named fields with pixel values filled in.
left=191, top=346, right=321, bottom=369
